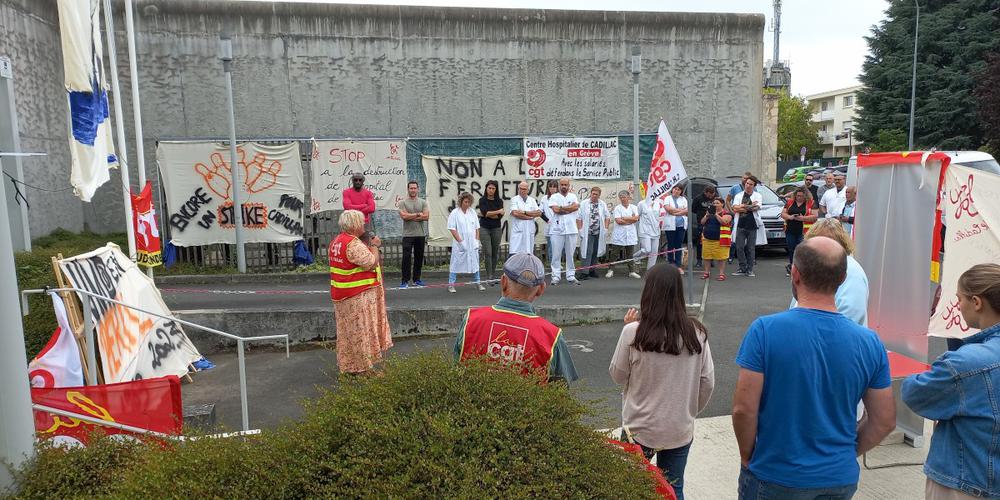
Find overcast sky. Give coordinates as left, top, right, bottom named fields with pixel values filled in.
left=246, top=0, right=890, bottom=96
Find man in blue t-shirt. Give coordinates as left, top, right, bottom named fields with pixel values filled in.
left=732, top=237, right=896, bottom=499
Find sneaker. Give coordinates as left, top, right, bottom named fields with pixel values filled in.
left=399, top=282, right=409, bottom=289
left=628, top=272, right=641, bottom=279
left=695, top=260, right=703, bottom=269
left=478, top=284, right=486, bottom=291
left=551, top=280, right=560, bottom=286
left=606, top=269, right=614, bottom=278
left=568, top=279, right=581, bottom=286
left=413, top=280, right=426, bottom=287
left=747, top=271, right=756, bottom=277
left=732, top=270, right=746, bottom=276
left=785, top=264, right=791, bottom=277
left=577, top=274, right=590, bottom=281
left=448, top=285, right=456, bottom=293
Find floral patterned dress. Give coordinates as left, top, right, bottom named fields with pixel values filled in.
left=333, top=238, right=392, bottom=373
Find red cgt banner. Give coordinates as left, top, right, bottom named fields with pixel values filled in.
left=131, top=181, right=163, bottom=268
left=32, top=376, right=183, bottom=446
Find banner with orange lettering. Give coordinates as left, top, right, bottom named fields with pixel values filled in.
left=32, top=376, right=182, bottom=446
left=59, top=244, right=201, bottom=382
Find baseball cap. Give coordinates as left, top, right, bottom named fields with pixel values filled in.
left=503, top=254, right=545, bottom=287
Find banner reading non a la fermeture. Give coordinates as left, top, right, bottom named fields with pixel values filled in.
left=33, top=375, right=183, bottom=447
left=59, top=244, right=201, bottom=383
left=156, top=141, right=305, bottom=247
left=131, top=181, right=162, bottom=268
left=309, top=139, right=408, bottom=213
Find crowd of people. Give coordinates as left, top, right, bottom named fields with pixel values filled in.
left=328, top=172, right=1000, bottom=500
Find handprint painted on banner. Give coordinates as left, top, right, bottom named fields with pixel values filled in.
left=193, top=147, right=283, bottom=200
left=194, top=152, right=234, bottom=200
left=243, top=151, right=283, bottom=194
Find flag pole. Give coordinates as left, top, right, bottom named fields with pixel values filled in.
left=123, top=0, right=153, bottom=278
left=686, top=178, right=693, bottom=305
left=102, top=0, right=137, bottom=263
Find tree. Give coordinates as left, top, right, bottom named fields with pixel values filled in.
left=974, top=51, right=1000, bottom=156
left=857, top=0, right=1000, bottom=151
left=775, top=91, right=821, bottom=161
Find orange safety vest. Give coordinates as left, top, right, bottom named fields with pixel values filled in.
left=459, top=305, right=562, bottom=377
left=329, top=233, right=381, bottom=301
left=784, top=199, right=814, bottom=234
left=718, top=210, right=733, bottom=247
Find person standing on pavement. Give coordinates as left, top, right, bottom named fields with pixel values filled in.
left=398, top=181, right=429, bottom=288
left=577, top=186, right=610, bottom=280
left=478, top=180, right=505, bottom=283
left=610, top=263, right=715, bottom=500
left=540, top=179, right=559, bottom=266
left=447, top=192, right=485, bottom=293
left=816, top=170, right=835, bottom=202
left=548, top=177, right=581, bottom=286
left=902, top=263, right=1000, bottom=500
left=342, top=173, right=376, bottom=228
left=329, top=210, right=392, bottom=375
left=725, top=171, right=753, bottom=211
left=700, top=199, right=732, bottom=281
left=731, top=176, right=764, bottom=277
left=635, top=195, right=663, bottom=272
left=455, top=253, right=578, bottom=384
left=733, top=237, right=896, bottom=499
left=820, top=173, right=848, bottom=219
left=789, top=218, right=870, bottom=326
left=608, top=190, right=641, bottom=279
left=780, top=187, right=817, bottom=277
left=691, top=185, right=718, bottom=269
left=662, top=184, right=689, bottom=272
left=804, top=173, right=819, bottom=202
left=509, top=181, right=541, bottom=256
left=837, top=186, right=857, bottom=234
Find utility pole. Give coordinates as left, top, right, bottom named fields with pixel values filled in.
left=908, top=1, right=920, bottom=150
left=220, top=35, right=246, bottom=273
left=631, top=45, right=641, bottom=189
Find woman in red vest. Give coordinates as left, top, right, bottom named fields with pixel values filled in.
left=780, top=187, right=817, bottom=278
left=329, top=209, right=392, bottom=375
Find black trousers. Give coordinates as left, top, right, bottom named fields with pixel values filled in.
left=401, top=236, right=425, bottom=283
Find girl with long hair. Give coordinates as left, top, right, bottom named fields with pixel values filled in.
left=610, top=264, right=715, bottom=500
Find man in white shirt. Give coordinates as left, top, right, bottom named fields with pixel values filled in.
left=820, top=173, right=848, bottom=219
left=836, top=186, right=856, bottom=234
left=608, top=190, right=641, bottom=279
left=509, top=181, right=542, bottom=255
left=547, top=177, right=581, bottom=285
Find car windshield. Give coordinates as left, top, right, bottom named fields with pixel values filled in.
left=722, top=184, right=782, bottom=205
left=958, top=159, right=1000, bottom=175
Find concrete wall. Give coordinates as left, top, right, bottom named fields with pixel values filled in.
left=1, top=0, right=764, bottom=238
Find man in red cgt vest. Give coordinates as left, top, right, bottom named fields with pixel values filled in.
left=454, top=254, right=578, bottom=384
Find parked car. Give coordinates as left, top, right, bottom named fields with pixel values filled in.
left=781, top=166, right=811, bottom=183
left=775, top=183, right=800, bottom=200
left=688, top=177, right=786, bottom=249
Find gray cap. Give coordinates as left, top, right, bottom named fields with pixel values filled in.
left=503, top=253, right=546, bottom=287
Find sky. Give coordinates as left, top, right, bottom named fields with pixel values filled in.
left=244, top=0, right=891, bottom=97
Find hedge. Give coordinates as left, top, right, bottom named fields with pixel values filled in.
left=10, top=352, right=660, bottom=499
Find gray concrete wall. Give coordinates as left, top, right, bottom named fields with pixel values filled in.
left=2, top=0, right=764, bottom=238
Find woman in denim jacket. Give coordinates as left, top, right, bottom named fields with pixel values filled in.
left=902, top=263, right=1000, bottom=499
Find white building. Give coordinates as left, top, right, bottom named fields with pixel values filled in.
left=806, top=85, right=864, bottom=158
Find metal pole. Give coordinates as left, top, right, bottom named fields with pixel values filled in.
left=79, top=296, right=98, bottom=385
left=631, top=46, right=641, bottom=188
left=123, top=0, right=154, bottom=278
left=102, top=0, right=138, bottom=263
left=686, top=180, right=694, bottom=305
left=237, top=339, right=249, bottom=431
left=0, top=56, right=31, bottom=252
left=908, top=1, right=919, bottom=151
left=221, top=36, right=246, bottom=273
left=0, top=136, right=34, bottom=490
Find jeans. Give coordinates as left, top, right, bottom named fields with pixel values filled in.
left=550, top=234, right=578, bottom=281
left=666, top=228, right=686, bottom=267
left=735, top=228, right=757, bottom=273
left=608, top=244, right=634, bottom=273
left=738, top=466, right=857, bottom=499
left=401, top=236, right=425, bottom=283
left=448, top=271, right=480, bottom=285
left=480, top=226, right=502, bottom=278
left=583, top=233, right=601, bottom=275
left=786, top=232, right=804, bottom=264
left=644, top=441, right=692, bottom=500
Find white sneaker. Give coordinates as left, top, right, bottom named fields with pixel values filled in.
left=448, top=285, right=456, bottom=293
left=551, top=280, right=560, bottom=286
left=629, top=272, right=641, bottom=279
left=477, top=284, right=486, bottom=291
left=606, top=269, right=614, bottom=278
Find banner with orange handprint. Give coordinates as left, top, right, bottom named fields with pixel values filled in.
left=156, top=142, right=305, bottom=246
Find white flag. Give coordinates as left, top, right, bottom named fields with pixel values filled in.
left=645, top=119, right=688, bottom=203
left=28, top=293, right=84, bottom=388
left=57, top=0, right=117, bottom=202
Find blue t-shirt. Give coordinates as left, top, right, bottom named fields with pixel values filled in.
left=735, top=308, right=891, bottom=488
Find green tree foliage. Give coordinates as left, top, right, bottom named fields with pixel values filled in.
left=973, top=51, right=1000, bottom=156
left=857, top=0, right=1000, bottom=151
left=776, top=91, right=822, bottom=160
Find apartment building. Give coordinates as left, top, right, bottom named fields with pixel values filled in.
left=806, top=85, right=864, bottom=158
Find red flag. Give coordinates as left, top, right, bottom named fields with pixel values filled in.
left=131, top=181, right=162, bottom=268
left=32, top=376, right=183, bottom=446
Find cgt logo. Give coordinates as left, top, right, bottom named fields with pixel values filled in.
left=487, top=321, right=529, bottom=365
left=649, top=138, right=672, bottom=184
left=526, top=149, right=546, bottom=167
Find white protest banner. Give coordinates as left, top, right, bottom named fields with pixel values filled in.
left=523, top=137, right=620, bottom=180
left=157, top=142, right=305, bottom=246
left=309, top=140, right=408, bottom=213
left=645, top=120, right=688, bottom=204
left=59, top=244, right=202, bottom=383
left=928, top=165, right=1000, bottom=339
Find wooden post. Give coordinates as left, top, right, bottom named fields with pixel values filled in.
left=52, top=255, right=95, bottom=384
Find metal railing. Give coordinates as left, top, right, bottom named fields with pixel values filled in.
left=20, top=287, right=289, bottom=432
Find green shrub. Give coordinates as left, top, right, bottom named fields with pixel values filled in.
left=10, top=352, right=660, bottom=499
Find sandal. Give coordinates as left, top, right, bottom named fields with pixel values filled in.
left=717, top=273, right=727, bottom=281
left=701, top=271, right=711, bottom=280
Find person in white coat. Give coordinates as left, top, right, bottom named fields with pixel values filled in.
left=577, top=186, right=611, bottom=280
left=509, top=181, right=542, bottom=255
left=635, top=196, right=663, bottom=271
left=731, top=176, right=766, bottom=277
left=447, top=192, right=486, bottom=293
left=547, top=177, right=581, bottom=285
left=608, top=191, right=641, bottom=279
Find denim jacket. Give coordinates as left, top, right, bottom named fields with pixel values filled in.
left=902, top=323, right=1000, bottom=498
